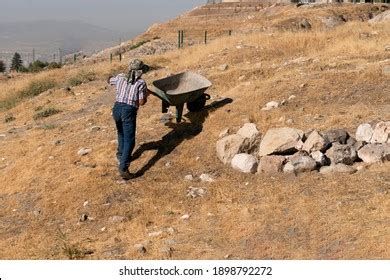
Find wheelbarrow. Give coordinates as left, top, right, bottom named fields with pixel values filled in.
left=149, top=72, right=212, bottom=123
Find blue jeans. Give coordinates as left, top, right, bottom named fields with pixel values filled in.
left=112, top=102, right=137, bottom=172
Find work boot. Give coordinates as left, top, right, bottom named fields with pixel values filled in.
left=119, top=170, right=135, bottom=181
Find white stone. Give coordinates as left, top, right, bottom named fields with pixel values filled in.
left=371, top=121, right=390, bottom=144
left=310, top=151, right=327, bottom=166
left=231, top=153, right=258, bottom=174
left=356, top=123, right=373, bottom=142
left=200, top=173, right=214, bottom=183
left=236, top=123, right=261, bottom=154
left=358, top=144, right=390, bottom=163
left=262, top=101, right=279, bottom=111
left=180, top=214, right=190, bottom=220
left=78, top=148, right=92, bottom=156
left=148, top=231, right=163, bottom=237
left=259, top=127, right=304, bottom=157
left=320, top=164, right=357, bottom=175
left=184, top=175, right=193, bottom=181
left=218, top=128, right=230, bottom=139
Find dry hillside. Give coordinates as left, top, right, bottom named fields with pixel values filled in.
left=0, top=3, right=389, bottom=260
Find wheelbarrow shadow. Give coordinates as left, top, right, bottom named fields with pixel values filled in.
left=132, top=97, right=233, bottom=177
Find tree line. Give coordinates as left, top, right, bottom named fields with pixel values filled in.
left=0, top=52, right=62, bottom=74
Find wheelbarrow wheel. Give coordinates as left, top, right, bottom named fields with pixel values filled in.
left=187, top=94, right=210, bottom=112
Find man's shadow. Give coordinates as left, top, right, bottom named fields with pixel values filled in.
left=132, top=97, right=233, bottom=177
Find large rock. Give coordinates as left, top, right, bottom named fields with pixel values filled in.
left=370, top=121, right=390, bottom=144
left=216, top=135, right=245, bottom=164
left=257, top=156, right=286, bottom=174
left=258, top=127, right=303, bottom=157
left=231, top=154, right=258, bottom=174
left=284, top=152, right=317, bottom=174
left=325, top=143, right=357, bottom=165
left=356, top=123, right=373, bottom=142
left=237, top=123, right=261, bottom=154
left=302, top=130, right=328, bottom=153
left=323, top=129, right=349, bottom=144
left=320, top=164, right=357, bottom=175
left=358, top=144, right=390, bottom=163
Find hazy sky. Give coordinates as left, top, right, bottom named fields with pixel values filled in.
left=0, top=0, right=206, bottom=35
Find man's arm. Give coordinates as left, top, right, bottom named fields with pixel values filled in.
left=138, top=83, right=149, bottom=106
left=107, top=75, right=117, bottom=85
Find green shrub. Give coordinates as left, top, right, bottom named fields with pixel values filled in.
left=47, top=62, right=62, bottom=69
left=19, top=80, right=56, bottom=98
left=33, top=107, right=61, bottom=120
left=66, top=70, right=96, bottom=87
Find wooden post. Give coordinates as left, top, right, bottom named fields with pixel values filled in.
left=181, top=30, right=184, bottom=48
left=178, top=30, right=181, bottom=49
left=119, top=52, right=122, bottom=62
left=110, top=53, right=113, bottom=63
left=204, top=31, right=208, bottom=45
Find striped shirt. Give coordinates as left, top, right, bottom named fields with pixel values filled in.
left=109, top=73, right=147, bottom=108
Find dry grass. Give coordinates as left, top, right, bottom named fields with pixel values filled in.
left=0, top=4, right=389, bottom=260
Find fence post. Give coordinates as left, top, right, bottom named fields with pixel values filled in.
left=229, top=30, right=232, bottom=36
left=204, top=31, right=208, bottom=45
left=119, top=52, right=122, bottom=62
left=178, top=30, right=181, bottom=49
left=110, top=53, right=113, bottom=63
left=181, top=30, right=184, bottom=48
left=74, top=54, right=77, bottom=63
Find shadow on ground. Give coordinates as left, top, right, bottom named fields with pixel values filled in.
left=132, top=98, right=233, bottom=177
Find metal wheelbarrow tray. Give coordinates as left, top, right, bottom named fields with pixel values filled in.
left=150, top=72, right=212, bottom=122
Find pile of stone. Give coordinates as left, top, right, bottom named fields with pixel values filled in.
left=216, top=121, right=390, bottom=175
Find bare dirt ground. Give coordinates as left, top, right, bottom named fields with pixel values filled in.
left=0, top=4, right=389, bottom=259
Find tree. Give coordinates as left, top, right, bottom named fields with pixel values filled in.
left=27, top=60, right=49, bottom=73
left=0, top=60, right=5, bottom=73
left=10, top=52, right=23, bottom=72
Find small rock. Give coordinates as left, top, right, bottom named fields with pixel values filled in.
left=78, top=148, right=92, bottom=156
left=262, top=101, right=279, bottom=111
left=89, top=126, right=101, bottom=132
left=134, top=244, right=147, bottom=255
left=310, top=151, right=328, bottom=167
left=283, top=162, right=295, bottom=173
left=180, top=214, right=190, bottom=220
left=184, top=175, right=193, bottom=181
left=110, top=216, right=126, bottom=223
left=288, top=95, right=297, bottom=100
left=231, top=153, right=258, bottom=174
left=224, top=254, right=232, bottom=259
left=187, top=187, right=205, bottom=198
left=148, top=231, right=163, bottom=237
left=286, top=119, right=294, bottom=125
left=100, top=227, right=106, bottom=232
left=165, top=161, right=172, bottom=168
left=83, top=201, right=89, bottom=207
left=218, top=64, right=228, bottom=71
left=79, top=213, right=88, bottom=222
left=48, top=156, right=54, bottom=160
left=200, top=173, right=214, bottom=183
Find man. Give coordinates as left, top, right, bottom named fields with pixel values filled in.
left=108, top=59, right=149, bottom=180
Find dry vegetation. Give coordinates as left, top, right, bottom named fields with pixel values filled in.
left=0, top=4, right=389, bottom=260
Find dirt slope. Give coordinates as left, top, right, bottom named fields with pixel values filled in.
left=0, top=3, right=389, bottom=260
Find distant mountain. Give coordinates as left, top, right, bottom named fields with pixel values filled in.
left=0, top=20, right=122, bottom=65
